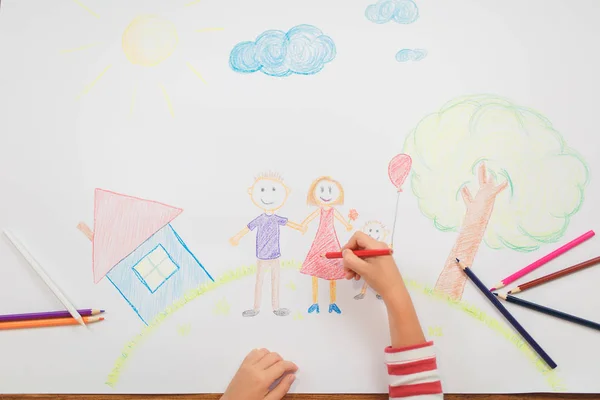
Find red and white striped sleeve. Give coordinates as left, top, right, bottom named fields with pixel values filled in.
left=385, top=341, right=444, bottom=399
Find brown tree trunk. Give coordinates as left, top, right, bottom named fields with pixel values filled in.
left=434, top=164, right=507, bottom=300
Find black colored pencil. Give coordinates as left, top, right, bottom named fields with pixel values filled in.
left=496, top=293, right=600, bottom=332
left=455, top=258, right=557, bottom=369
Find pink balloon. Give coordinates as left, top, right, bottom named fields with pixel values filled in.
left=388, top=154, right=412, bottom=191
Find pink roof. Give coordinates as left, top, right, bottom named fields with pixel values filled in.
left=92, top=189, right=183, bottom=283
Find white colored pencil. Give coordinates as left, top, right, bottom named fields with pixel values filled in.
left=3, top=230, right=85, bottom=327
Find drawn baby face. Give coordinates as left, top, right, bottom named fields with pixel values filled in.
left=249, top=178, right=289, bottom=212
left=362, top=221, right=387, bottom=242
left=313, top=179, right=341, bottom=206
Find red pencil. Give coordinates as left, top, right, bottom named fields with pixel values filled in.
left=322, top=249, right=393, bottom=259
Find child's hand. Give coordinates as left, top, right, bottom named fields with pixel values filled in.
left=221, top=348, right=298, bottom=400
left=229, top=236, right=240, bottom=246
left=342, top=231, right=403, bottom=301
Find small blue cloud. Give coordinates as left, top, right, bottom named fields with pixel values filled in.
left=229, top=25, right=336, bottom=77
left=395, top=48, right=427, bottom=62
left=365, top=0, right=419, bottom=24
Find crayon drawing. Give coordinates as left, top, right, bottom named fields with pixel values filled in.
left=229, top=25, right=336, bottom=77
left=300, top=177, right=356, bottom=314
left=77, top=189, right=214, bottom=324
left=396, top=48, right=427, bottom=62
left=403, top=94, right=590, bottom=300
left=62, top=2, right=223, bottom=115
left=354, top=220, right=390, bottom=300
left=365, top=0, right=419, bottom=25
left=229, top=172, right=305, bottom=317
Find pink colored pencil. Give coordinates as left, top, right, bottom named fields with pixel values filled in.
left=491, top=230, right=595, bottom=291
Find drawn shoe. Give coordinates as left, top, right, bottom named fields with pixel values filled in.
left=273, top=308, right=290, bottom=317
left=354, top=293, right=366, bottom=300
left=307, top=304, right=320, bottom=314
left=329, top=303, right=341, bottom=314
left=242, top=309, right=260, bottom=317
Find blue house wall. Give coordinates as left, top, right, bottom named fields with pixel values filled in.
left=106, top=224, right=213, bottom=324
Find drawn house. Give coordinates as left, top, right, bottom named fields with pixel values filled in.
left=77, top=189, right=213, bottom=325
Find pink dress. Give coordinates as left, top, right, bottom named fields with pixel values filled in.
left=300, top=208, right=346, bottom=280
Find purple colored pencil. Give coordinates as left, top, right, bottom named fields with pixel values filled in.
left=0, top=309, right=104, bottom=322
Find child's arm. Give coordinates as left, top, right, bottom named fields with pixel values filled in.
left=300, top=209, right=320, bottom=228
left=342, top=232, right=443, bottom=399
left=286, top=221, right=306, bottom=233
left=229, top=227, right=250, bottom=246
left=333, top=209, right=353, bottom=231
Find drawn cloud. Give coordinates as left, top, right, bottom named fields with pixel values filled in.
left=396, top=48, right=427, bottom=62
left=365, top=0, right=419, bottom=24
left=229, top=24, right=336, bottom=77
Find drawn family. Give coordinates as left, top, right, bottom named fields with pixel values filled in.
left=230, top=172, right=390, bottom=317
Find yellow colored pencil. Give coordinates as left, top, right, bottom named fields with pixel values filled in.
left=0, top=316, right=104, bottom=331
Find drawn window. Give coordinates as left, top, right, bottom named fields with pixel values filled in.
left=132, top=245, right=179, bottom=293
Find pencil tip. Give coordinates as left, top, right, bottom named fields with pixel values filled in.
left=100, top=310, right=105, bottom=313
left=493, top=293, right=498, bottom=296
left=99, top=317, right=105, bottom=321
left=455, top=258, right=460, bottom=262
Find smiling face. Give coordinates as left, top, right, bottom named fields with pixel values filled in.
left=362, top=221, right=387, bottom=242
left=249, top=178, right=289, bottom=212
left=312, top=179, right=341, bottom=206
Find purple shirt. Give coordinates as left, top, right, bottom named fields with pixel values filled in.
left=247, top=213, right=288, bottom=260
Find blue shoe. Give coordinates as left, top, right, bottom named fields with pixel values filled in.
left=308, top=303, right=320, bottom=314
left=329, top=303, right=341, bottom=314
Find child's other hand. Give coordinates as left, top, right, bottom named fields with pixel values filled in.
left=221, top=348, right=298, bottom=400
left=229, top=236, right=240, bottom=246
left=342, top=231, right=403, bottom=301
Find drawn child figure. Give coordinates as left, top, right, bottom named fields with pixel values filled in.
left=300, top=177, right=354, bottom=314
left=230, top=172, right=305, bottom=317
left=354, top=220, right=390, bottom=300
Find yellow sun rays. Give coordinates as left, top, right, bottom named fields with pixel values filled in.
left=68, top=1, right=224, bottom=117
left=77, top=65, right=112, bottom=100
left=71, top=0, right=99, bottom=18
left=159, top=83, right=175, bottom=117
left=60, top=42, right=103, bottom=54
left=186, top=62, right=207, bottom=84
left=185, top=0, right=203, bottom=6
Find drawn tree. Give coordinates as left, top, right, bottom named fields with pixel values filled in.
left=403, top=94, right=589, bottom=300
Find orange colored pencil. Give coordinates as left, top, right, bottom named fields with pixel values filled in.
left=0, top=315, right=104, bottom=331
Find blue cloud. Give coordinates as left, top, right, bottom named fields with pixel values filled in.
left=365, top=0, right=419, bottom=24
left=395, top=48, right=427, bottom=62
left=229, top=25, right=336, bottom=77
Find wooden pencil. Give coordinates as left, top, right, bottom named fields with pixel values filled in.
left=455, top=258, right=557, bottom=369
left=0, top=309, right=104, bottom=323
left=490, top=230, right=595, bottom=290
left=323, top=249, right=393, bottom=259
left=0, top=316, right=104, bottom=331
left=3, top=230, right=86, bottom=326
left=496, top=293, right=600, bottom=332
left=508, top=255, right=600, bottom=294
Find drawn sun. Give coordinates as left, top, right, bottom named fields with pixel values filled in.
left=63, top=0, right=223, bottom=117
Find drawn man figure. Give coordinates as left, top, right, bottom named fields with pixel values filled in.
left=230, top=172, right=305, bottom=317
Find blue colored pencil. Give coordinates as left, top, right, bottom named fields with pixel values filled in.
left=455, top=258, right=557, bottom=369
left=496, top=293, right=600, bottom=332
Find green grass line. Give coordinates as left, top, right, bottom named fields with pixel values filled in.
left=405, top=279, right=566, bottom=391
left=106, top=261, right=565, bottom=391
left=105, top=260, right=300, bottom=387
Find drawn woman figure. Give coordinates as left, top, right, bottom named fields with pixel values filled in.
left=300, top=177, right=354, bottom=314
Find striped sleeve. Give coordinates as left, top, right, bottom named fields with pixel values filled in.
left=385, top=341, right=443, bottom=399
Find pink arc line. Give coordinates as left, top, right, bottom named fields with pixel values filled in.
left=491, top=230, right=595, bottom=290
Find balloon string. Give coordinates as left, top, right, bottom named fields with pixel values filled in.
left=390, top=191, right=401, bottom=248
